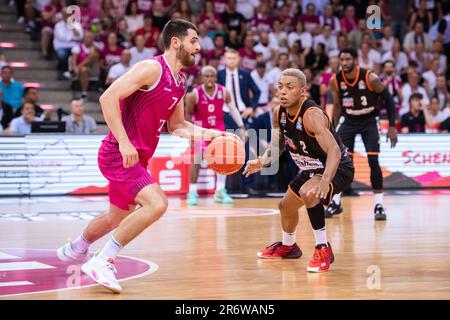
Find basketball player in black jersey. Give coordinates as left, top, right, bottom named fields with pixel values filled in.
left=326, top=48, right=398, bottom=221
left=243, top=69, right=354, bottom=272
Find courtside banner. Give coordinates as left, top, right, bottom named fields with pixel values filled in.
left=0, top=134, right=449, bottom=196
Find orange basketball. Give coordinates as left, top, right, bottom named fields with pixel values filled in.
left=205, top=135, right=246, bottom=175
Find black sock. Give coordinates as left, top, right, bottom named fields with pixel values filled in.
left=307, top=203, right=325, bottom=230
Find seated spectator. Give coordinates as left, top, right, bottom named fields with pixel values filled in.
left=40, top=0, right=63, bottom=60
left=71, top=30, right=100, bottom=99
left=0, top=66, right=24, bottom=111
left=287, top=21, right=312, bottom=56
left=380, top=61, right=403, bottom=117
left=303, top=67, right=321, bottom=104
left=253, top=32, right=274, bottom=63
left=320, top=57, right=340, bottom=106
left=299, top=3, right=321, bottom=35
left=252, top=2, right=273, bottom=33
left=358, top=42, right=381, bottom=75
left=319, top=4, right=341, bottom=35
left=197, top=23, right=215, bottom=52
left=250, top=61, right=270, bottom=108
left=409, top=42, right=432, bottom=74
left=400, top=93, right=426, bottom=133
left=424, top=96, right=448, bottom=132
left=403, top=21, right=433, bottom=54
left=267, top=53, right=290, bottom=97
left=238, top=35, right=257, bottom=73
left=313, top=24, right=338, bottom=54
left=409, top=0, right=433, bottom=32
left=136, top=0, right=153, bottom=15
left=134, top=14, right=161, bottom=49
left=16, top=87, right=52, bottom=121
left=430, top=41, right=447, bottom=76
left=205, top=34, right=226, bottom=69
left=100, top=0, right=119, bottom=21
left=329, top=33, right=349, bottom=58
left=124, top=0, right=144, bottom=34
left=77, top=0, right=97, bottom=30
left=8, top=102, right=40, bottom=135
left=100, top=32, right=124, bottom=86
left=221, top=0, right=246, bottom=37
left=130, top=35, right=157, bottom=66
left=423, top=60, right=441, bottom=93
left=53, top=10, right=83, bottom=80
left=347, top=19, right=366, bottom=50
left=150, top=0, right=169, bottom=31
left=116, top=18, right=133, bottom=49
left=173, top=0, right=192, bottom=21
left=269, top=19, right=288, bottom=52
left=200, top=1, right=222, bottom=30
left=382, top=39, right=409, bottom=75
left=106, top=50, right=132, bottom=86
left=340, top=5, right=357, bottom=34
left=433, top=75, right=449, bottom=110
left=0, top=88, right=14, bottom=131
left=305, top=43, right=328, bottom=74
left=62, top=99, right=98, bottom=134
left=400, top=71, right=430, bottom=117
left=380, top=25, right=395, bottom=54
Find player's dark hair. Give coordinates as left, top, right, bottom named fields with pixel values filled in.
left=339, top=47, right=358, bottom=59
left=161, top=19, right=198, bottom=50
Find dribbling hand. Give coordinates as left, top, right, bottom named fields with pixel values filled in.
left=243, top=158, right=263, bottom=177
left=119, top=140, right=139, bottom=168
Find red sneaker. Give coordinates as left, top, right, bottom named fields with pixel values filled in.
left=307, top=243, right=335, bottom=272
left=257, top=241, right=302, bottom=259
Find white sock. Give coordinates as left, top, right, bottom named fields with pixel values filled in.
left=374, top=193, right=383, bottom=206
left=98, top=235, right=122, bottom=260
left=332, top=193, right=341, bottom=205
left=189, top=183, right=198, bottom=193
left=282, top=230, right=296, bottom=246
left=216, top=174, right=227, bottom=191
left=313, top=227, right=328, bottom=246
left=70, top=234, right=91, bottom=253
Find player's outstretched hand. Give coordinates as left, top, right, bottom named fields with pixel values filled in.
left=119, top=140, right=139, bottom=168
left=243, top=158, right=263, bottom=177
left=387, top=127, right=398, bottom=148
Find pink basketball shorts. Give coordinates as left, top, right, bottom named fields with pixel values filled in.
left=98, top=141, right=154, bottom=211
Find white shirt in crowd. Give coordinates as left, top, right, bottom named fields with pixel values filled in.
left=358, top=49, right=381, bottom=69
left=313, top=34, right=338, bottom=53
left=53, top=20, right=83, bottom=50
left=253, top=43, right=272, bottom=62
left=266, top=67, right=282, bottom=88
left=130, top=46, right=157, bottom=66
left=107, top=62, right=131, bottom=81
left=124, top=14, right=144, bottom=33
left=422, top=70, right=438, bottom=90
left=287, top=31, right=312, bottom=50
left=382, top=51, right=409, bottom=74
left=224, top=68, right=246, bottom=112
left=199, top=35, right=215, bottom=52
left=400, top=84, right=430, bottom=117
left=250, top=69, right=270, bottom=105
left=269, top=31, right=288, bottom=50
left=236, top=0, right=260, bottom=20
left=381, top=37, right=394, bottom=54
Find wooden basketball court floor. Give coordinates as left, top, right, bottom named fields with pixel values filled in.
left=1, top=190, right=450, bottom=300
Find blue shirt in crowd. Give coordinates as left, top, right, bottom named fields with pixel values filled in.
left=0, top=81, right=24, bottom=110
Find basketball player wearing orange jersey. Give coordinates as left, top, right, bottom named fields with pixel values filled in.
left=244, top=69, right=354, bottom=272
left=56, top=20, right=231, bottom=293
left=185, top=65, right=246, bottom=205
left=326, top=48, right=398, bottom=221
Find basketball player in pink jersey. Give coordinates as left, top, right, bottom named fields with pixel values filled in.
left=56, top=20, right=230, bottom=293
left=185, top=65, right=246, bottom=205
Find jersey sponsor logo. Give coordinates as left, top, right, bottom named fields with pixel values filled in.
left=284, top=136, right=298, bottom=150
left=296, top=119, right=303, bottom=131
left=217, top=90, right=223, bottom=99
left=164, top=87, right=172, bottom=92
left=340, top=81, right=347, bottom=91
left=289, top=152, right=324, bottom=170
left=358, top=80, right=366, bottom=90
left=280, top=112, right=287, bottom=125
left=342, top=97, right=354, bottom=108
left=345, top=106, right=375, bottom=115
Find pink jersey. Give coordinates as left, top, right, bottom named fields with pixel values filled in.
left=103, top=55, right=187, bottom=160
left=192, top=84, right=226, bottom=130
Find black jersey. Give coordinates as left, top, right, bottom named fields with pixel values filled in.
left=278, top=98, right=352, bottom=172
left=334, top=67, right=380, bottom=120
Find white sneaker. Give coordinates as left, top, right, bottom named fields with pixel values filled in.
left=81, top=256, right=122, bottom=294
left=57, top=242, right=89, bottom=263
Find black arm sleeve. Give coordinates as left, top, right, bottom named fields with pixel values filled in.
left=379, top=87, right=396, bottom=128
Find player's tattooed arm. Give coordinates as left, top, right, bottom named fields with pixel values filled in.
left=99, top=59, right=161, bottom=168
left=244, top=106, right=284, bottom=177
left=329, top=75, right=342, bottom=127
left=368, top=72, right=398, bottom=148
left=304, top=108, right=341, bottom=197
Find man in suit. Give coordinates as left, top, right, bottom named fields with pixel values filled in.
left=217, top=48, right=261, bottom=195
left=217, top=48, right=261, bottom=130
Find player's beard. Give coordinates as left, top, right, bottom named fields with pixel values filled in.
left=343, top=62, right=355, bottom=73
left=177, top=44, right=196, bottom=67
